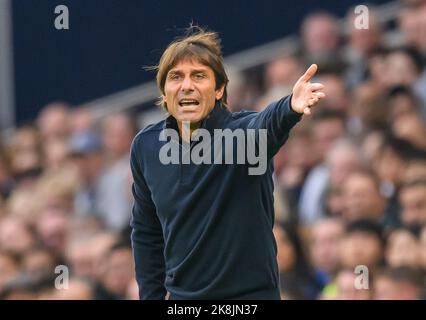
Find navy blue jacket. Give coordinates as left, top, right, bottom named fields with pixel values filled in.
left=130, top=95, right=302, bottom=299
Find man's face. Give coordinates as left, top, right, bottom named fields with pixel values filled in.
left=400, top=185, right=426, bottom=225
left=163, top=59, right=224, bottom=125
left=343, top=174, right=385, bottom=221
left=340, top=232, right=382, bottom=269
left=374, top=277, right=399, bottom=300
left=310, top=220, right=344, bottom=273
left=313, top=119, right=344, bottom=160
left=386, top=230, right=420, bottom=268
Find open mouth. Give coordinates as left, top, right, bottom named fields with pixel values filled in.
left=179, top=99, right=200, bottom=107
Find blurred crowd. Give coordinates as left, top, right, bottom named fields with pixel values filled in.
left=0, top=107, right=138, bottom=299
left=1, top=0, right=426, bottom=299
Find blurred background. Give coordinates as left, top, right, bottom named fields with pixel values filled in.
left=0, top=0, right=425, bottom=300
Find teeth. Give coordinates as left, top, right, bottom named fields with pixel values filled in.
left=179, top=100, right=199, bottom=105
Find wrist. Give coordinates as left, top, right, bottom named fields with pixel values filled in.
left=289, top=95, right=303, bottom=114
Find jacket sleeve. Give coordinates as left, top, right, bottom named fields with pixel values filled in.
left=130, top=136, right=166, bottom=300
left=247, top=94, right=302, bottom=159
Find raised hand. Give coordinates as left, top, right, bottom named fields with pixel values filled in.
left=291, top=64, right=326, bottom=115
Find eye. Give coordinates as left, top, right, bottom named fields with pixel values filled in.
left=193, top=73, right=205, bottom=80
left=169, top=73, right=181, bottom=81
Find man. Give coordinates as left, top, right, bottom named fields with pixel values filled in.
left=309, top=217, right=344, bottom=284
left=373, top=266, right=424, bottom=300
left=342, top=169, right=386, bottom=223
left=399, top=179, right=426, bottom=226
left=130, top=27, right=325, bottom=299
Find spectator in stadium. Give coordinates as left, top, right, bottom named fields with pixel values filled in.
left=0, top=216, right=37, bottom=257
left=264, top=55, right=304, bottom=92
left=67, top=215, right=105, bottom=239
left=65, top=235, right=97, bottom=278
left=399, top=179, right=426, bottom=226
left=48, top=278, right=95, bottom=300
left=277, top=124, right=315, bottom=220
left=397, top=0, right=426, bottom=71
left=398, top=0, right=425, bottom=52
left=333, top=268, right=372, bottom=300
left=376, top=135, right=426, bottom=187
left=274, top=221, right=323, bottom=299
left=69, top=130, right=105, bottom=219
left=36, top=102, right=71, bottom=143
left=300, top=12, right=342, bottom=69
left=365, top=47, right=390, bottom=92
left=65, top=230, right=118, bottom=282
left=70, top=107, right=94, bottom=136
left=21, top=247, right=61, bottom=283
left=94, top=241, right=134, bottom=299
left=386, top=86, right=424, bottom=123
left=341, top=169, right=386, bottom=223
left=350, top=85, right=389, bottom=135
left=258, top=55, right=304, bottom=111
left=35, top=201, right=71, bottom=254
left=339, top=219, right=384, bottom=271
left=5, top=188, right=40, bottom=225
left=385, top=47, right=424, bottom=88
left=8, top=126, right=43, bottom=190
left=97, top=113, right=135, bottom=231
left=373, top=266, right=424, bottom=300
left=254, top=55, right=302, bottom=112
left=309, top=217, right=344, bottom=286
left=87, top=231, right=119, bottom=280
left=298, top=111, right=347, bottom=224
left=385, top=227, right=421, bottom=268
left=314, top=73, right=349, bottom=113
left=36, top=167, right=78, bottom=215
left=322, top=139, right=366, bottom=219
left=0, top=251, right=20, bottom=293
left=373, top=135, right=420, bottom=226
left=385, top=46, right=426, bottom=105
left=403, top=158, right=426, bottom=183
left=392, top=111, right=426, bottom=150
left=42, top=139, right=70, bottom=173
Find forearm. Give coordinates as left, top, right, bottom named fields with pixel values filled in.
left=248, top=94, right=302, bottom=158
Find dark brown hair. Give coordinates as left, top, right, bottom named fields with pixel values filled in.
left=154, top=26, right=229, bottom=110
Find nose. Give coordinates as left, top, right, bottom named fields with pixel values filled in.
left=180, top=76, right=194, bottom=93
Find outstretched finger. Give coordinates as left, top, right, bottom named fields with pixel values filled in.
left=309, top=97, right=319, bottom=106
left=313, top=92, right=326, bottom=99
left=299, top=64, right=318, bottom=83
left=310, top=83, right=324, bottom=91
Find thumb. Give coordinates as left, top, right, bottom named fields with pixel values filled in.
left=299, top=64, right=318, bottom=83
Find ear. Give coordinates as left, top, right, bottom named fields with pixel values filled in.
left=162, top=94, right=167, bottom=104
left=215, top=85, right=225, bottom=100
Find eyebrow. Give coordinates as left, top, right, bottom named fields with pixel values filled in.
left=168, top=68, right=209, bottom=75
